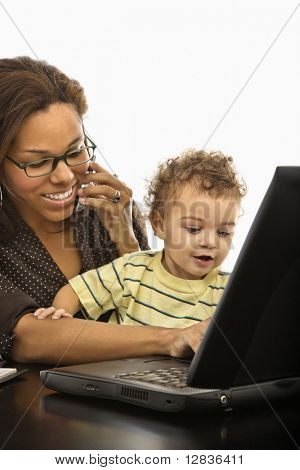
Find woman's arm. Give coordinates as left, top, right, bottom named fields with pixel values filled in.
left=0, top=290, right=41, bottom=360
left=11, top=314, right=208, bottom=365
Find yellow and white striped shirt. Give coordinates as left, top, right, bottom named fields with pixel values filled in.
left=69, top=251, right=230, bottom=328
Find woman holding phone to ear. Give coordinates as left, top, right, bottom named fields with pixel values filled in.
left=0, top=56, right=204, bottom=365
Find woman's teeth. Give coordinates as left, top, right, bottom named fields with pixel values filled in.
left=44, top=188, right=73, bottom=200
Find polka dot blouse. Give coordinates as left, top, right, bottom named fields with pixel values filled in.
left=0, top=205, right=149, bottom=360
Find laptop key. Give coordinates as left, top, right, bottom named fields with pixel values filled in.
left=115, top=366, right=189, bottom=389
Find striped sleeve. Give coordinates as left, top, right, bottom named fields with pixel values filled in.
left=69, top=256, right=127, bottom=320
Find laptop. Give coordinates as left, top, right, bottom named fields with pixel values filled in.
left=40, top=167, right=300, bottom=412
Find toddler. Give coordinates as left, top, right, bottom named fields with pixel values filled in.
left=34, top=149, right=246, bottom=328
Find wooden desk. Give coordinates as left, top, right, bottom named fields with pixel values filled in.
left=1, top=363, right=300, bottom=450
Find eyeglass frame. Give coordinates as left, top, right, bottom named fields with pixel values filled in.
left=6, top=133, right=97, bottom=178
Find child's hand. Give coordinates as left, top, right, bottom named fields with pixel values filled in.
left=33, top=307, right=73, bottom=320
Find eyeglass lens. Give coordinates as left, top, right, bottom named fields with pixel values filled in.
left=26, top=147, right=94, bottom=177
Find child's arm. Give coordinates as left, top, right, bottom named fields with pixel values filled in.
left=33, top=284, right=82, bottom=320
left=35, top=255, right=128, bottom=321
left=52, top=283, right=81, bottom=313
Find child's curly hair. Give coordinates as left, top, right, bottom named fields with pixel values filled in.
left=144, top=149, right=246, bottom=214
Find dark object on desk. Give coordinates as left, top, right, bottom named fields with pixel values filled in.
left=41, top=167, right=300, bottom=412
left=2, top=363, right=299, bottom=449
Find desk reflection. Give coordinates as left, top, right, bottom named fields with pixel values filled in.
left=1, top=364, right=299, bottom=450
left=41, top=392, right=300, bottom=449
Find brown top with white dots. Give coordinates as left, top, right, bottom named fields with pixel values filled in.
left=0, top=205, right=149, bottom=359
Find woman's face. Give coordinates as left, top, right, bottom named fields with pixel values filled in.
left=2, top=102, right=90, bottom=233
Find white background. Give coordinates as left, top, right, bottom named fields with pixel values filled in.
left=1, top=0, right=299, bottom=270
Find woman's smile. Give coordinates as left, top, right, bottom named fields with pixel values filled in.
left=41, top=183, right=78, bottom=207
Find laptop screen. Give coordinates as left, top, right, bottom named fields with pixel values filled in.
left=188, top=167, right=300, bottom=388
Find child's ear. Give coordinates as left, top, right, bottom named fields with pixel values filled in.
left=150, top=209, right=166, bottom=240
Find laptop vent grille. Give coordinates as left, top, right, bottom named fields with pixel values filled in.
left=121, top=386, right=149, bottom=402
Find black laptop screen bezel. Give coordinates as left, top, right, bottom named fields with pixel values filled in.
left=187, top=167, right=300, bottom=389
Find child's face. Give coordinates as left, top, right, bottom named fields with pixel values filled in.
left=153, top=186, right=240, bottom=280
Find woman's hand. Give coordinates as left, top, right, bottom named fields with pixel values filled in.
left=168, top=319, right=211, bottom=358
left=77, top=162, right=139, bottom=255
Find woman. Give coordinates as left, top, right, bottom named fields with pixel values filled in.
left=0, top=56, right=205, bottom=365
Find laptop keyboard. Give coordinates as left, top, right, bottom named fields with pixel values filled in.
left=115, top=367, right=188, bottom=389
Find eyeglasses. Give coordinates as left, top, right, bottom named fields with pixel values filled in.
left=6, top=134, right=97, bottom=178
